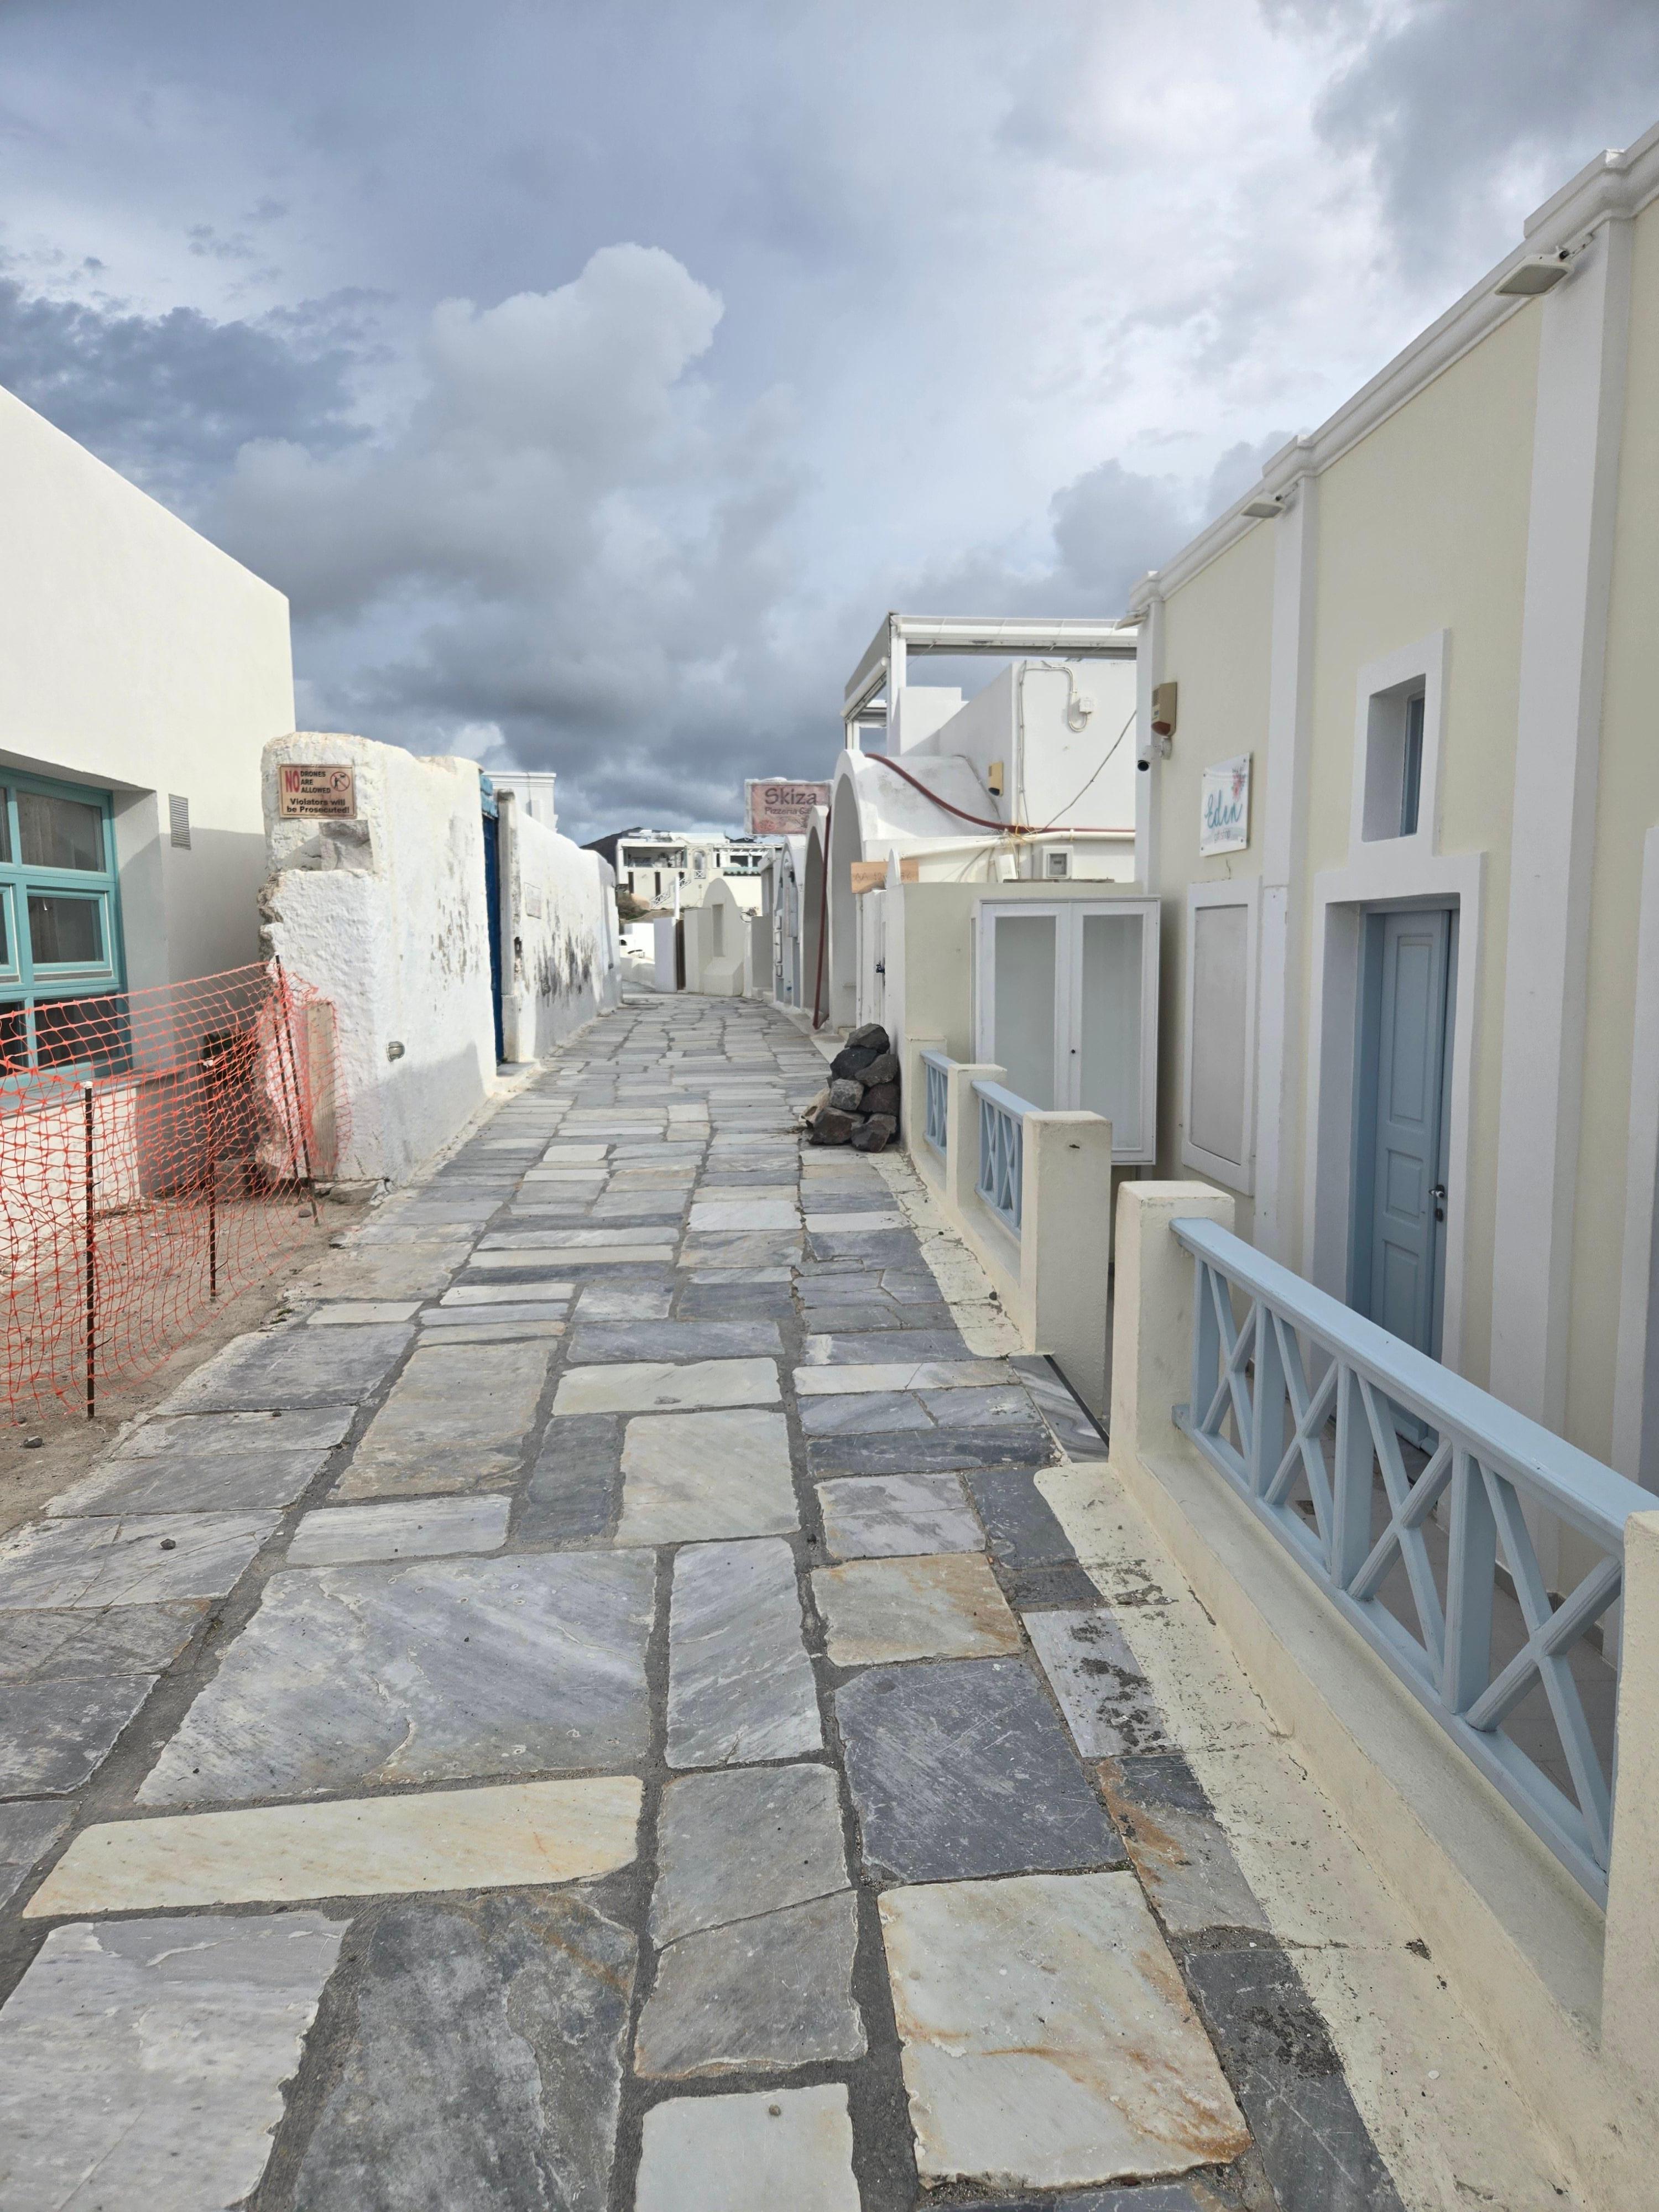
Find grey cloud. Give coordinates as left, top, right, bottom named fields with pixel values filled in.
left=1303, top=0, right=1659, bottom=266
left=0, top=277, right=375, bottom=509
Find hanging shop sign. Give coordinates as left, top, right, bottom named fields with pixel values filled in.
left=745, top=779, right=832, bottom=836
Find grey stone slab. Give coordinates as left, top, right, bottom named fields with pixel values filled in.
left=650, top=1762, right=849, bottom=1945
left=965, top=1467, right=1078, bottom=1569
left=676, top=1279, right=794, bottom=1319
left=667, top=1538, right=822, bottom=1768
left=999, top=1561, right=1102, bottom=1610
left=680, top=1231, right=802, bottom=1269
left=0, top=1673, right=155, bottom=1797
left=1097, top=1755, right=1273, bottom=1939
left=555, top=1357, right=779, bottom=1417
left=835, top=1658, right=1124, bottom=1884
left=815, top=1472, right=982, bottom=1560
left=0, top=1911, right=345, bottom=2212
left=0, top=1801, right=69, bottom=1910
left=336, top=1338, right=553, bottom=1496
left=1025, top=1608, right=1175, bottom=1757
left=314, top=1242, right=471, bottom=1300
left=634, top=2086, right=859, bottom=2212
left=802, top=1329, right=969, bottom=1365
left=438, top=1280, right=575, bottom=1305
left=576, top=1285, right=674, bottom=1318
left=961, top=2191, right=1205, bottom=2212
left=1183, top=1943, right=1407, bottom=2211
left=287, top=1495, right=510, bottom=1567
left=635, top=1890, right=864, bottom=2078
left=920, top=1384, right=1041, bottom=1428
left=813, top=1553, right=1022, bottom=1666
left=49, top=1447, right=329, bottom=1517
left=114, top=1406, right=356, bottom=1459
left=291, top=1887, right=635, bottom=2212
left=567, top=1319, right=784, bottom=1364
left=617, top=1408, right=798, bottom=1545
left=808, top=1428, right=1049, bottom=1478
left=0, top=1513, right=279, bottom=1611
left=880, top=1871, right=1248, bottom=2188
left=521, top=1413, right=623, bottom=1546
left=799, top=1390, right=933, bottom=1437
left=160, top=1323, right=413, bottom=1412
left=805, top=1229, right=924, bottom=1266
left=0, top=1602, right=205, bottom=1681
left=1009, top=1353, right=1111, bottom=1460
left=139, top=1550, right=657, bottom=1807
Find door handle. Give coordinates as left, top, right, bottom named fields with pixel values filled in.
left=1430, top=1182, right=1447, bottom=1222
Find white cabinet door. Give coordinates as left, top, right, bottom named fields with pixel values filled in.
left=976, top=899, right=1160, bottom=1162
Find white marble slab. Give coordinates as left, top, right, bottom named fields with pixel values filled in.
left=815, top=1472, right=982, bottom=1560
left=880, top=1871, right=1249, bottom=2187
left=468, top=1246, right=676, bottom=1269
left=802, top=1212, right=906, bottom=1233
left=0, top=1912, right=345, bottom=2210
left=335, top=1338, right=552, bottom=1496
left=28, top=1775, right=641, bottom=1916
left=439, top=1281, right=575, bottom=1305
left=635, top=2086, right=859, bottom=2211
left=794, top=1360, right=1011, bottom=1396
left=687, top=1201, right=799, bottom=1231
left=305, top=1301, right=422, bottom=1324
left=617, top=1410, right=798, bottom=1546
left=554, top=1358, right=780, bottom=1417
left=287, top=1495, right=510, bottom=1567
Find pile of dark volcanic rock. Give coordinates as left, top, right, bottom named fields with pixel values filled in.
left=802, top=1022, right=901, bottom=1151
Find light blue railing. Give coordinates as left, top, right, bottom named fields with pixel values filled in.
left=974, top=1078, right=1031, bottom=1233
left=921, top=1049, right=951, bottom=1155
left=1172, top=1217, right=1650, bottom=1902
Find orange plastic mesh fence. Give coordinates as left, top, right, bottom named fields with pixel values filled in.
left=2, top=962, right=347, bottom=1420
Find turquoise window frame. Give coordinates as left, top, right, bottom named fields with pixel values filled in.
left=0, top=770, right=127, bottom=1072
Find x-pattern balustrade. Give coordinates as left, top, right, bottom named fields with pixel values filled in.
left=1171, top=1216, right=1649, bottom=1902
left=974, top=1078, right=1027, bottom=1233
left=921, top=1048, right=950, bottom=1154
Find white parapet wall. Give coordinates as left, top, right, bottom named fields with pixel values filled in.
left=497, top=791, right=622, bottom=1060
left=259, top=733, right=496, bottom=1186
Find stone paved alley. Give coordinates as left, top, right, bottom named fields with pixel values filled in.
left=0, top=997, right=1570, bottom=2210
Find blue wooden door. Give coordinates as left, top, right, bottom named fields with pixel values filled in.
left=1364, top=908, right=1452, bottom=1353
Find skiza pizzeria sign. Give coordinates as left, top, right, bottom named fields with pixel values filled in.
left=1199, top=755, right=1251, bottom=856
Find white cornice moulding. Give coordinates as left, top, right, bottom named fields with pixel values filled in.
left=1130, top=119, right=1659, bottom=616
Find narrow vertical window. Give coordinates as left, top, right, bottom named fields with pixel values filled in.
left=1401, top=691, right=1426, bottom=837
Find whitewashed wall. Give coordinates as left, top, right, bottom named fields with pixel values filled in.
left=260, top=733, right=496, bottom=1185
left=0, top=384, right=294, bottom=993
left=499, top=794, right=622, bottom=1058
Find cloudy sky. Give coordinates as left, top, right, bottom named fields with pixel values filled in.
left=3, top=2, right=1657, bottom=841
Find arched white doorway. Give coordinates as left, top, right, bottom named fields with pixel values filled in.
left=828, top=789, right=862, bottom=1030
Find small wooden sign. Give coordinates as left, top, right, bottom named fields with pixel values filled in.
left=850, top=857, right=921, bottom=893
left=278, top=763, right=357, bottom=820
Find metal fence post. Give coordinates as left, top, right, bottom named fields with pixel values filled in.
left=82, top=1080, right=96, bottom=1421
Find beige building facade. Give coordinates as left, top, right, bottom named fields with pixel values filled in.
left=1130, top=124, right=1659, bottom=1492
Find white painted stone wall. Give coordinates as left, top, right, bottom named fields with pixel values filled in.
left=0, top=384, right=294, bottom=993
left=259, top=734, right=496, bottom=1185
left=498, top=794, right=622, bottom=1060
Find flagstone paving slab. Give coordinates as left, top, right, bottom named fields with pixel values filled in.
left=290, top=1888, right=635, bottom=2212
left=688, top=1199, right=799, bottom=1230
left=1182, top=1940, right=1406, bottom=2212
left=555, top=1355, right=780, bottom=1418
left=469, top=1245, right=677, bottom=1270
left=0, top=1674, right=155, bottom=1797
left=576, top=1285, right=675, bottom=1318
left=48, top=1446, right=331, bottom=1518
left=1025, top=1608, right=1177, bottom=1757
left=795, top=1358, right=1013, bottom=1394
left=522, top=1413, right=623, bottom=1546
left=965, top=1467, right=1078, bottom=1568
left=0, top=1910, right=345, bottom=2212
left=567, top=1319, right=785, bottom=1364
left=113, top=1405, right=356, bottom=1458
left=650, top=1761, right=849, bottom=1945
left=812, top=1552, right=1022, bottom=1666
left=835, top=1657, right=1124, bottom=1883
left=635, top=1889, right=864, bottom=2078
left=409, top=1319, right=565, bottom=1344
left=0, top=1600, right=204, bottom=1681
left=800, top=1389, right=933, bottom=1436
left=0, top=1512, right=279, bottom=1611
left=335, top=1338, right=552, bottom=1496
left=306, top=1300, right=422, bottom=1324
left=439, top=1280, right=576, bottom=1305
left=1096, top=1755, right=1272, bottom=1939
left=633, top=2085, right=860, bottom=2212
left=287, top=1494, right=511, bottom=1566
left=879, top=1870, right=1249, bottom=2189
left=139, top=1550, right=656, bottom=1806
left=815, top=1470, right=984, bottom=1559
left=667, top=1538, right=822, bottom=1767
left=160, top=1322, right=413, bottom=1412
left=617, top=1408, right=798, bottom=1546
left=0, top=1801, right=67, bottom=1910
left=29, top=1775, right=642, bottom=1916
left=801, top=1329, right=971, bottom=1366
left=808, top=1426, right=1050, bottom=1478
left=1010, top=1352, right=1111, bottom=1460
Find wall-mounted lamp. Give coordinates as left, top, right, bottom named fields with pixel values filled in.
left=1242, top=493, right=1285, bottom=520
left=1495, top=248, right=1573, bottom=296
